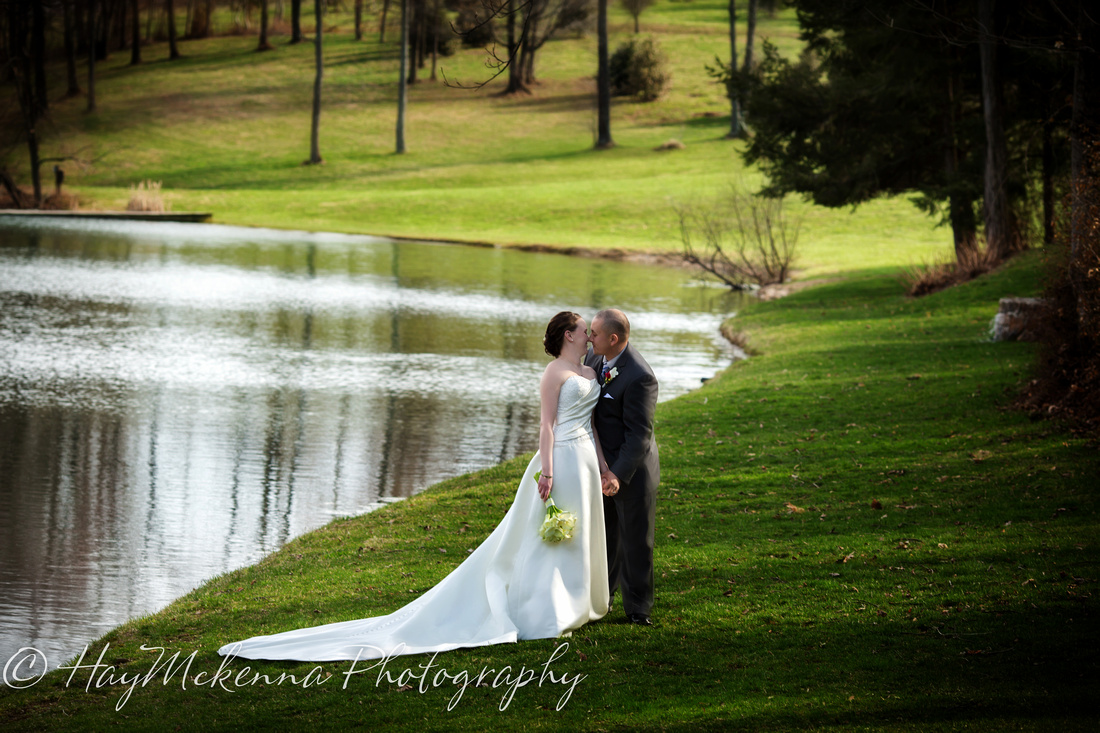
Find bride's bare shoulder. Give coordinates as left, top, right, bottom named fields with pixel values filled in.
left=541, top=360, right=569, bottom=386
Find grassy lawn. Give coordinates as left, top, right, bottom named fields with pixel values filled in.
left=4, top=4, right=1095, bottom=730
left=9, top=2, right=948, bottom=277
left=2, top=250, right=1095, bottom=731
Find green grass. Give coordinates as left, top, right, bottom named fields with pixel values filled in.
left=9, top=2, right=949, bottom=277
left=2, top=250, right=1096, bottom=731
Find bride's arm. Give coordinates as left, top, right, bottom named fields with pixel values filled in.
left=591, top=418, right=609, bottom=475
left=537, top=368, right=561, bottom=501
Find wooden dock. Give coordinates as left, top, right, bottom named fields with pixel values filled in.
left=0, top=210, right=213, bottom=223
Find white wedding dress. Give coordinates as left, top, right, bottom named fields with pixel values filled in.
left=219, top=374, right=609, bottom=662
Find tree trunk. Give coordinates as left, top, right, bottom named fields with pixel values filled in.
left=726, top=0, right=740, bottom=138
left=743, top=0, right=757, bottom=72
left=28, top=121, right=42, bottom=205
left=1, top=169, right=29, bottom=209
left=407, top=0, right=419, bottom=83
left=118, top=0, right=128, bottom=50
left=130, top=0, right=142, bottom=64
left=87, top=0, right=97, bottom=112
left=64, top=0, right=82, bottom=95
left=189, top=0, right=211, bottom=38
left=258, top=0, right=272, bottom=50
left=416, top=0, right=426, bottom=71
left=978, top=0, right=1012, bottom=260
left=596, top=0, right=613, bottom=148
left=396, top=0, right=408, bottom=153
left=503, top=0, right=528, bottom=94
left=32, top=0, right=48, bottom=113
left=1042, top=119, right=1055, bottom=247
left=944, top=67, right=976, bottom=258
left=75, top=0, right=88, bottom=57
left=429, top=0, right=438, bottom=81
left=291, top=0, right=302, bottom=43
left=380, top=0, right=390, bottom=43
left=308, top=0, right=323, bottom=163
left=1070, top=9, right=1099, bottom=262
left=519, top=4, right=541, bottom=86
left=97, top=0, right=112, bottom=59
left=167, top=0, right=181, bottom=59
left=633, top=14, right=638, bottom=34
left=355, top=0, right=363, bottom=41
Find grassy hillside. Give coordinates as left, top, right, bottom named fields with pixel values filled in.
left=8, top=2, right=947, bottom=277
left=2, top=251, right=1095, bottom=731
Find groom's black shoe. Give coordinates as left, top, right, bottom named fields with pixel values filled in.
left=628, top=614, right=652, bottom=626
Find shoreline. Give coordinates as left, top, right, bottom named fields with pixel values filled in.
left=1, top=205, right=692, bottom=268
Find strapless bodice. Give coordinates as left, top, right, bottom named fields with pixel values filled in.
left=553, top=375, right=599, bottom=443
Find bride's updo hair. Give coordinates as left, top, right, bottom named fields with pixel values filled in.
left=544, top=311, right=582, bottom=358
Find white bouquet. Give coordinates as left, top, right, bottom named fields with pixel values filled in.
left=533, top=471, right=577, bottom=543
left=539, top=498, right=577, bottom=543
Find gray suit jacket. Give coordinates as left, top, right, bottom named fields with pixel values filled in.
left=585, top=343, right=660, bottom=493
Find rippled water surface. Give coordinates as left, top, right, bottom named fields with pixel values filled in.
left=0, top=217, right=742, bottom=676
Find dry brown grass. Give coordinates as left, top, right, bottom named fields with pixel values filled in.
left=126, top=180, right=169, bottom=212
left=719, top=322, right=758, bottom=355
left=903, top=245, right=1000, bottom=297
left=43, top=192, right=80, bottom=210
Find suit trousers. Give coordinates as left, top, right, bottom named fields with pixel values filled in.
left=604, top=476, right=656, bottom=617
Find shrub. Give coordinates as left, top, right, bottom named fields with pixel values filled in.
left=609, top=37, right=669, bottom=101
left=678, top=187, right=800, bottom=289
left=127, top=181, right=169, bottom=212
left=902, top=245, right=999, bottom=297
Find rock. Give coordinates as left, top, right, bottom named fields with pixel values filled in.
left=990, top=297, right=1046, bottom=342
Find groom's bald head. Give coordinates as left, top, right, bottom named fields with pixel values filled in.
left=593, top=309, right=629, bottom=344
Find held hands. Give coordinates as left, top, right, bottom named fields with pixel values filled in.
left=601, top=470, right=620, bottom=497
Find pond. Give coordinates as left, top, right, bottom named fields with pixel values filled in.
left=0, top=217, right=744, bottom=678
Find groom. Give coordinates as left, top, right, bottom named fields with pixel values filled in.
left=585, top=309, right=660, bottom=626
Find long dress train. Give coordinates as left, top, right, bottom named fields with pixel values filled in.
left=219, top=374, right=609, bottom=662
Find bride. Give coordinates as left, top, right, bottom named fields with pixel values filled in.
left=219, top=312, right=612, bottom=662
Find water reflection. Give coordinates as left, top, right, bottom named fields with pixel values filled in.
left=0, top=218, right=742, bottom=676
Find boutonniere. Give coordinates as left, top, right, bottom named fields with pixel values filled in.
left=604, top=367, right=619, bottom=385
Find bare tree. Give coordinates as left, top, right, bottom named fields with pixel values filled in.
left=725, top=0, right=743, bottom=138
left=166, top=0, right=181, bottom=59
left=596, top=0, right=613, bottom=148
left=307, top=0, right=323, bottom=163
left=978, top=0, right=1013, bottom=260
left=396, top=0, right=408, bottom=153
left=30, top=0, right=48, bottom=114
left=63, top=0, right=82, bottom=94
left=87, top=0, right=98, bottom=111
left=380, top=0, right=391, bottom=42
left=258, top=0, right=273, bottom=50
left=619, top=0, right=653, bottom=34
left=743, top=0, right=756, bottom=72
left=430, top=0, right=440, bottom=80
left=679, top=189, right=800, bottom=289
left=515, top=0, right=590, bottom=87
left=130, top=0, right=141, bottom=64
left=290, top=0, right=302, bottom=43
left=4, top=1, right=44, bottom=204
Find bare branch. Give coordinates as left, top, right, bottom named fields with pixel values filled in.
left=677, top=187, right=800, bottom=290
